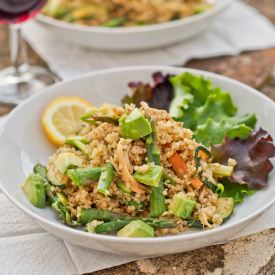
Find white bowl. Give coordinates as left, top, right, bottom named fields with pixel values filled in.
left=36, top=0, right=233, bottom=51
left=0, top=66, right=275, bottom=256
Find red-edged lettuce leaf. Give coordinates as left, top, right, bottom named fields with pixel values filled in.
left=211, top=128, right=275, bottom=189
left=122, top=72, right=174, bottom=111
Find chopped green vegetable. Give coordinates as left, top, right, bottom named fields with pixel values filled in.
left=21, top=174, right=46, bottom=208
left=216, top=197, right=234, bottom=219
left=194, top=145, right=211, bottom=170
left=120, top=108, right=152, bottom=139
left=115, top=179, right=132, bottom=194
left=210, top=163, right=234, bottom=177
left=117, top=220, right=154, bottom=238
left=33, top=163, right=48, bottom=179
left=103, top=17, right=127, bottom=27
left=55, top=152, right=83, bottom=174
left=67, top=167, right=102, bottom=186
left=66, top=138, right=91, bottom=155
left=187, top=219, right=204, bottom=229
left=97, top=163, right=115, bottom=196
left=145, top=120, right=166, bottom=217
left=169, top=192, right=196, bottom=219
left=77, top=208, right=176, bottom=231
left=134, top=164, right=163, bottom=187
left=128, top=200, right=145, bottom=212
left=77, top=208, right=123, bottom=224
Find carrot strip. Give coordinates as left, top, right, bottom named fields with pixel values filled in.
left=198, top=150, right=209, bottom=161
left=191, top=178, right=204, bottom=190
left=169, top=152, right=187, bottom=177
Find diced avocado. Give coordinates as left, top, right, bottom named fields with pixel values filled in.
left=120, top=108, right=152, bottom=139
left=66, top=138, right=91, bottom=155
left=169, top=192, right=196, bottom=219
left=216, top=197, right=234, bottom=219
left=210, top=163, right=233, bottom=177
left=21, top=174, right=46, bottom=208
left=117, top=220, right=154, bottom=238
left=133, top=164, right=163, bottom=187
left=55, top=152, right=83, bottom=174
left=67, top=167, right=102, bottom=186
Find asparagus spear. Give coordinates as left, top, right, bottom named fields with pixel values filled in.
left=97, top=163, right=115, bottom=196
left=79, top=208, right=176, bottom=233
left=95, top=217, right=176, bottom=234
left=78, top=208, right=123, bottom=224
left=95, top=219, right=129, bottom=234
left=66, top=138, right=91, bottom=155
left=67, top=167, right=102, bottom=187
left=145, top=119, right=166, bottom=218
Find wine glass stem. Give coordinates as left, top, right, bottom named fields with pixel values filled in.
left=9, top=24, right=29, bottom=75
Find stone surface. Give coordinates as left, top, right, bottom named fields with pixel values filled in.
left=0, top=0, right=275, bottom=274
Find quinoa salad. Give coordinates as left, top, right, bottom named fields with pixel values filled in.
left=22, top=71, right=275, bottom=238
left=43, top=0, right=213, bottom=27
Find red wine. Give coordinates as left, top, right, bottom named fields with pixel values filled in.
left=0, top=0, right=47, bottom=23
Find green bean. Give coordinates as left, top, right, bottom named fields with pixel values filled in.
left=145, top=119, right=166, bottom=217
left=78, top=208, right=124, bottom=224
left=67, top=167, right=102, bottom=187
left=97, top=163, right=115, bottom=196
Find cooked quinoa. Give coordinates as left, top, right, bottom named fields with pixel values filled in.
left=43, top=0, right=213, bottom=27
left=40, top=102, right=230, bottom=236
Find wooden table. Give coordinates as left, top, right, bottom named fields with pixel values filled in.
left=1, top=1, right=275, bottom=274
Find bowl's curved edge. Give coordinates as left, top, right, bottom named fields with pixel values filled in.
left=36, top=0, right=234, bottom=34
left=1, top=65, right=275, bottom=247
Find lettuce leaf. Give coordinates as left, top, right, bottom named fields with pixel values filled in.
left=220, top=180, right=256, bottom=204
left=169, top=72, right=257, bottom=146
left=212, top=128, right=275, bottom=189
left=122, top=72, right=174, bottom=111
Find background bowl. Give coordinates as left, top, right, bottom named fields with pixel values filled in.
left=0, top=66, right=275, bottom=256
left=36, top=0, right=233, bottom=51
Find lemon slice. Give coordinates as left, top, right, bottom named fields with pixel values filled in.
left=42, top=96, right=91, bottom=146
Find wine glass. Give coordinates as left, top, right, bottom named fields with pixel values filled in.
left=0, top=0, right=59, bottom=105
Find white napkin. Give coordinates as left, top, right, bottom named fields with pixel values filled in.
left=0, top=113, right=275, bottom=275
left=22, top=1, right=275, bottom=80
left=2, top=1, right=275, bottom=273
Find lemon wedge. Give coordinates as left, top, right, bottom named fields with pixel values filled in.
left=42, top=96, right=91, bottom=146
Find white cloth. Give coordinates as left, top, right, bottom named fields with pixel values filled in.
left=22, top=1, right=275, bottom=80
left=2, top=1, right=275, bottom=274
left=1, top=113, right=275, bottom=274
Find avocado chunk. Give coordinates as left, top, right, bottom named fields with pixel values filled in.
left=55, top=152, right=83, bottom=174
left=210, top=163, right=233, bottom=177
left=169, top=192, right=196, bottom=219
left=216, top=197, right=234, bottom=219
left=21, top=174, right=46, bottom=208
left=67, top=167, right=102, bottom=186
left=117, top=220, right=154, bottom=238
left=120, top=108, right=152, bottom=139
left=133, top=164, right=163, bottom=187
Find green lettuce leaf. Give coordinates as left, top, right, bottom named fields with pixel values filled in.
left=195, top=113, right=257, bottom=147
left=220, top=180, right=256, bottom=204
left=169, top=72, right=257, bottom=146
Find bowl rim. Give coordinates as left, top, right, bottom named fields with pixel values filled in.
left=36, top=0, right=234, bottom=34
left=1, top=65, right=275, bottom=244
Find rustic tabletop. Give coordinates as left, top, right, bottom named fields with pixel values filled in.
left=0, top=0, right=275, bottom=274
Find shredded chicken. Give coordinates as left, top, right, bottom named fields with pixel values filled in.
left=116, top=139, right=146, bottom=194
